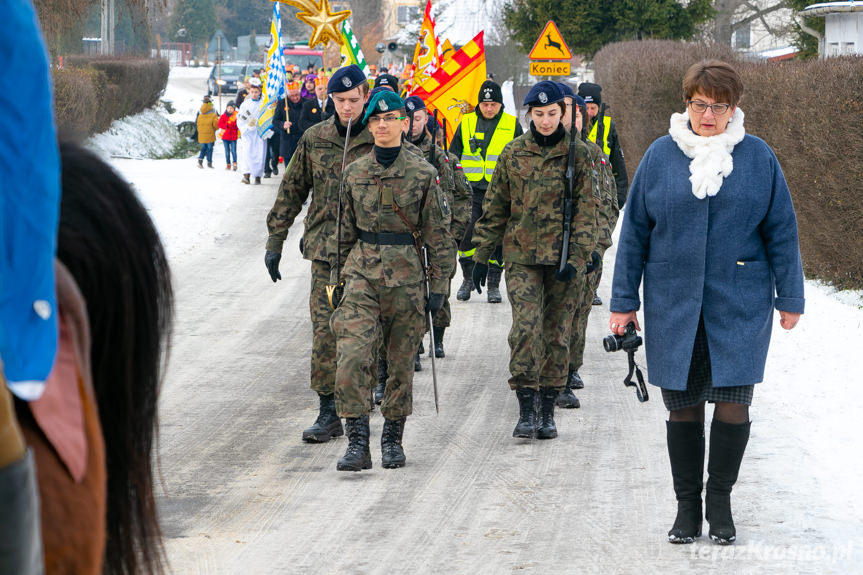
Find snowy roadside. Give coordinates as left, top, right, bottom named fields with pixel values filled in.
left=94, top=69, right=863, bottom=566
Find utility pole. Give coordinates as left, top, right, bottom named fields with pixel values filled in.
left=100, top=0, right=116, bottom=55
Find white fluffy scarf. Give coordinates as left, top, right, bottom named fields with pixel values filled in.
left=668, top=108, right=745, bottom=199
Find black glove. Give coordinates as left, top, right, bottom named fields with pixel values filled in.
left=298, top=237, right=304, bottom=255
left=555, top=263, right=578, bottom=282
left=425, top=292, right=446, bottom=314
left=265, top=251, right=282, bottom=282
left=472, top=262, right=488, bottom=294
left=585, top=251, right=602, bottom=274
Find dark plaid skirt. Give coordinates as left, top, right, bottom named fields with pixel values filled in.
left=661, top=314, right=754, bottom=411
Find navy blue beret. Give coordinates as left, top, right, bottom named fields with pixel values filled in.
left=404, top=96, right=426, bottom=113
left=556, top=82, right=577, bottom=99
left=523, top=81, right=564, bottom=107
left=328, top=65, right=366, bottom=94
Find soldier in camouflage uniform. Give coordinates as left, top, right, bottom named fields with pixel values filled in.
left=553, top=87, right=621, bottom=409
left=471, top=81, right=599, bottom=440
left=264, top=65, right=372, bottom=444
left=404, top=96, right=471, bottom=358
left=331, top=90, right=455, bottom=471
left=560, top=92, right=621, bottom=408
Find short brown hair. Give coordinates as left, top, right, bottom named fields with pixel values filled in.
left=682, top=60, right=743, bottom=106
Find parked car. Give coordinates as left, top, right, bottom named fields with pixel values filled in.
left=207, top=63, right=245, bottom=96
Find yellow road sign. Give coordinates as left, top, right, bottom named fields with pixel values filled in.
left=527, top=21, right=572, bottom=60
left=529, top=61, right=571, bottom=76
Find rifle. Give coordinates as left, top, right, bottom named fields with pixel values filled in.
left=596, top=102, right=607, bottom=148
left=426, top=108, right=440, bottom=411
left=559, top=94, right=579, bottom=275
left=325, top=115, right=353, bottom=310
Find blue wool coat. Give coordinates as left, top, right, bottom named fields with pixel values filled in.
left=610, top=134, right=805, bottom=390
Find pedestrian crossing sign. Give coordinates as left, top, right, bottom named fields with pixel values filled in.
left=528, top=21, right=572, bottom=61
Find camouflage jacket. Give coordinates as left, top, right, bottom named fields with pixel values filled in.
left=446, top=150, right=472, bottom=242
left=265, top=115, right=375, bottom=261
left=585, top=140, right=620, bottom=255
left=334, top=147, right=456, bottom=294
left=409, top=135, right=471, bottom=242
left=472, top=129, right=599, bottom=270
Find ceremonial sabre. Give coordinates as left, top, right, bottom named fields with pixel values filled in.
left=326, top=115, right=353, bottom=310
left=427, top=109, right=440, bottom=413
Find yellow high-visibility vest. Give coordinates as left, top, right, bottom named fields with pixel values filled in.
left=459, top=111, right=517, bottom=183
left=587, top=115, right=612, bottom=156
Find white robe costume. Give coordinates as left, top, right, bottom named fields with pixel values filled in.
left=238, top=96, right=266, bottom=177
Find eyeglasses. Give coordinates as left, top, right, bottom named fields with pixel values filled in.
left=687, top=100, right=731, bottom=115
left=367, top=114, right=406, bottom=126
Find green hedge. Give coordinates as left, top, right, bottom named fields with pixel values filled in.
left=594, top=40, right=863, bottom=290
left=53, top=57, right=169, bottom=135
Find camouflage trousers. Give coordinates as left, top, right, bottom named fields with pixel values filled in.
left=331, top=275, right=426, bottom=419
left=505, top=263, right=581, bottom=391
left=432, top=254, right=457, bottom=329
left=569, top=262, right=603, bottom=371
left=309, top=260, right=337, bottom=395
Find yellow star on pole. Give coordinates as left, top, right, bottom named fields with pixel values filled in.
left=274, top=0, right=350, bottom=48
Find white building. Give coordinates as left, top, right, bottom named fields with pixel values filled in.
left=803, top=1, right=863, bottom=56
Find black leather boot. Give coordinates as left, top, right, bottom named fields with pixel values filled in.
left=512, top=388, right=537, bottom=438
left=432, top=326, right=446, bottom=358
left=302, top=393, right=344, bottom=443
left=569, top=369, right=584, bottom=389
left=456, top=258, right=474, bottom=301
left=381, top=418, right=406, bottom=468
left=414, top=352, right=422, bottom=372
left=555, top=376, right=581, bottom=409
left=666, top=421, right=705, bottom=544
left=374, top=359, right=387, bottom=405
left=337, top=416, right=372, bottom=471
left=592, top=290, right=602, bottom=305
left=706, top=420, right=751, bottom=544
left=536, top=388, right=559, bottom=439
left=487, top=265, right=503, bottom=303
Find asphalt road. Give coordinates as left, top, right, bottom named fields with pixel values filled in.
left=151, top=73, right=858, bottom=573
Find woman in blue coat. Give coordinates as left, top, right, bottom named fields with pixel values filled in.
left=609, top=61, right=804, bottom=546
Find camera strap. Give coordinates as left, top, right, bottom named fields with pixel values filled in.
left=624, top=349, right=649, bottom=402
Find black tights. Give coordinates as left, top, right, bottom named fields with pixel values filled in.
left=669, top=401, right=749, bottom=425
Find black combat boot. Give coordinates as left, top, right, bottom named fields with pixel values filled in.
left=337, top=416, right=372, bottom=471
left=512, top=388, right=537, bottom=438
left=381, top=418, right=407, bottom=468
left=536, top=388, right=559, bottom=439
left=456, top=258, right=474, bottom=301
left=301, top=393, right=344, bottom=443
left=374, top=359, right=387, bottom=405
left=569, top=369, right=584, bottom=390
left=555, top=376, right=581, bottom=409
left=487, top=265, right=503, bottom=303
left=705, top=420, right=751, bottom=544
left=592, top=290, right=603, bottom=305
left=242, top=173, right=250, bottom=184
left=414, top=352, right=422, bottom=372
left=432, top=326, right=446, bottom=358
left=666, top=421, right=705, bottom=544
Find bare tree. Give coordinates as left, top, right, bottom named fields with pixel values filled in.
left=712, top=0, right=789, bottom=46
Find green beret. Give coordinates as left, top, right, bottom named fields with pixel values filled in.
left=362, top=91, right=405, bottom=124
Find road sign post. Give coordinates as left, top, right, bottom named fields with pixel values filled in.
left=527, top=21, right=573, bottom=79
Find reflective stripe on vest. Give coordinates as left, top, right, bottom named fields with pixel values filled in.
left=587, top=115, right=612, bottom=156
left=460, top=112, right=517, bottom=183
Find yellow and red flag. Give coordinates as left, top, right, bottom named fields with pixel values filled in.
left=409, top=31, right=486, bottom=145
left=406, top=0, right=443, bottom=93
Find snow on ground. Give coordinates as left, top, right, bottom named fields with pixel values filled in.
left=89, top=69, right=863, bottom=568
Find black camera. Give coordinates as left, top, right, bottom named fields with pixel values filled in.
left=603, top=321, right=642, bottom=352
